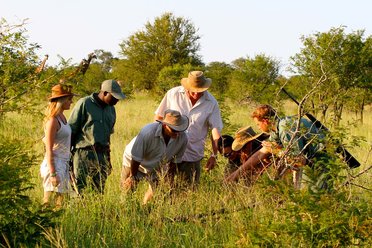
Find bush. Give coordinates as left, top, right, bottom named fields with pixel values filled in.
left=0, top=136, right=57, bottom=247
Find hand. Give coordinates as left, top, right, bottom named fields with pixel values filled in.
left=262, top=141, right=282, bottom=154
left=122, top=176, right=137, bottom=191
left=50, top=175, right=60, bottom=187
left=205, top=156, right=217, bottom=172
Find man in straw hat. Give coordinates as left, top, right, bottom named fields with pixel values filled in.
left=155, top=71, right=223, bottom=187
left=68, top=79, right=126, bottom=194
left=121, top=109, right=189, bottom=204
left=225, top=105, right=328, bottom=190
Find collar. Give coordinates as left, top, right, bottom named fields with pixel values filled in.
left=92, top=93, right=107, bottom=108
left=155, top=122, right=164, bottom=138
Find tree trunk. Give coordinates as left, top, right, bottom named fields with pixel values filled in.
left=359, top=97, right=365, bottom=124
left=333, top=101, right=343, bottom=126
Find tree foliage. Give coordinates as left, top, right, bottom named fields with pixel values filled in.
left=118, top=12, right=203, bottom=91
left=0, top=18, right=43, bottom=114
left=154, top=63, right=195, bottom=98
left=205, top=62, right=233, bottom=99
left=228, top=54, right=280, bottom=104
left=290, top=27, right=371, bottom=125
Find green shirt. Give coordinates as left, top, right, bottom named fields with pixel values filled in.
left=269, top=116, right=324, bottom=159
left=68, top=93, right=116, bottom=149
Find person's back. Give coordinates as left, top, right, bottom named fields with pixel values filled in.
left=121, top=109, right=189, bottom=204
left=271, top=115, right=325, bottom=162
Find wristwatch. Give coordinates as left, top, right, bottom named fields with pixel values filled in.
left=210, top=154, right=218, bottom=159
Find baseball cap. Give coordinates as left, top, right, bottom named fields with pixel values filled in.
left=101, top=79, right=126, bottom=100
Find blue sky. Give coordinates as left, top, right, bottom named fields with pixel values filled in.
left=1, top=0, right=371, bottom=74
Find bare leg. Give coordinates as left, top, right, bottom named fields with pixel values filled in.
left=55, top=193, right=64, bottom=210
left=43, top=191, right=52, bottom=208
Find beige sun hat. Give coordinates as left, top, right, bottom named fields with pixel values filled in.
left=156, top=109, right=189, bottom=132
left=232, top=126, right=268, bottom=151
left=181, top=71, right=212, bottom=93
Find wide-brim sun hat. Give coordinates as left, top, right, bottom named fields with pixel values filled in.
left=181, top=71, right=212, bottom=93
left=101, top=79, right=126, bottom=100
left=156, top=109, right=189, bottom=132
left=232, top=126, right=269, bottom=151
left=48, top=84, right=76, bottom=100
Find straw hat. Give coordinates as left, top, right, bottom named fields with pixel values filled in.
left=156, top=109, right=189, bottom=132
left=48, top=84, right=75, bottom=100
left=232, top=126, right=268, bottom=151
left=181, top=71, right=212, bottom=93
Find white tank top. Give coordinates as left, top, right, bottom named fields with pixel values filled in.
left=43, top=115, right=72, bottom=161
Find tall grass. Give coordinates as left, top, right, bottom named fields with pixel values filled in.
left=1, top=92, right=371, bottom=247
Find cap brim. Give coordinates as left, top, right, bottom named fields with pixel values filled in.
left=111, top=92, right=126, bottom=100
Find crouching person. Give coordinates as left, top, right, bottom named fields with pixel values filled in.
left=225, top=104, right=327, bottom=190
left=120, top=109, right=189, bottom=204
left=219, top=127, right=270, bottom=184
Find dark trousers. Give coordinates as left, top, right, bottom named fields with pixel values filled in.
left=173, top=160, right=201, bottom=187
left=73, top=148, right=111, bottom=194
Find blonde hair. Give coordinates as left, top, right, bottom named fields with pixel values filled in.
left=43, top=96, right=70, bottom=128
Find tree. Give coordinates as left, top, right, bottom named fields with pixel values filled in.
left=228, top=54, right=280, bottom=104
left=0, top=19, right=57, bottom=246
left=154, top=63, right=195, bottom=98
left=205, top=62, right=233, bottom=99
left=290, top=27, right=371, bottom=125
left=0, top=18, right=43, bottom=114
left=93, top=49, right=115, bottom=73
left=118, top=12, right=203, bottom=91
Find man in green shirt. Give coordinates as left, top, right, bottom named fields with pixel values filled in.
left=68, top=79, right=125, bottom=194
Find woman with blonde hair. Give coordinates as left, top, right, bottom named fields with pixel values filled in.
left=40, top=84, right=75, bottom=209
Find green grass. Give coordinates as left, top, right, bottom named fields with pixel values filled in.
left=1, top=92, right=371, bottom=247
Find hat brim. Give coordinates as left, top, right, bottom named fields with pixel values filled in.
left=232, top=132, right=269, bottom=151
left=156, top=115, right=189, bottom=132
left=181, top=78, right=212, bottom=93
left=48, top=93, right=77, bottom=100
left=111, top=92, right=126, bottom=100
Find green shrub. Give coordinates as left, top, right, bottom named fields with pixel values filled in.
left=0, top=136, right=57, bottom=247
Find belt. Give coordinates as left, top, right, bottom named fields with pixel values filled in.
left=80, top=144, right=110, bottom=153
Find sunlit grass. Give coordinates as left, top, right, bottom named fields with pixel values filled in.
left=1, top=92, right=371, bottom=247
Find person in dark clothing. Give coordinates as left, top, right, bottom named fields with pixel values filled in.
left=68, top=79, right=125, bottom=194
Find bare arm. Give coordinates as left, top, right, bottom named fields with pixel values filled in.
left=211, top=127, right=221, bottom=156
left=123, top=159, right=141, bottom=191
left=205, top=127, right=221, bottom=171
left=130, top=159, right=141, bottom=177
left=225, top=147, right=271, bottom=182
left=44, top=117, right=60, bottom=186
